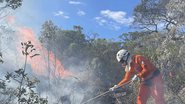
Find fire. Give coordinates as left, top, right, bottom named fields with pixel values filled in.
left=5, top=15, right=73, bottom=79
left=17, top=27, right=73, bottom=78
left=49, top=52, right=73, bottom=78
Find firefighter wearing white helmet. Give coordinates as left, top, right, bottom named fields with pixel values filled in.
left=110, top=49, right=166, bottom=104
left=109, top=49, right=132, bottom=92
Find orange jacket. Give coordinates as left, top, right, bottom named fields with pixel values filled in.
left=118, top=55, right=156, bottom=86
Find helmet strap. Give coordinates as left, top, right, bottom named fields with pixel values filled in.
left=125, top=53, right=130, bottom=65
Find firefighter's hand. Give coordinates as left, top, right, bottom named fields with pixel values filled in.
left=136, top=73, right=141, bottom=78
left=131, top=75, right=139, bottom=82
left=109, top=85, right=118, bottom=91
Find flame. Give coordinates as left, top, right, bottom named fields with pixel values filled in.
left=5, top=15, right=74, bottom=79
left=49, top=52, right=73, bottom=78
left=17, top=27, right=73, bottom=78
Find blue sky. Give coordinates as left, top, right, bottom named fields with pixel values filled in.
left=14, top=0, right=140, bottom=40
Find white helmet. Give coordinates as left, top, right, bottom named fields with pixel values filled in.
left=116, top=49, right=130, bottom=64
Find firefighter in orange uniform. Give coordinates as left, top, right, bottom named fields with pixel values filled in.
left=109, top=49, right=166, bottom=104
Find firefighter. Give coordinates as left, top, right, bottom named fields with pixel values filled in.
left=109, top=49, right=166, bottom=104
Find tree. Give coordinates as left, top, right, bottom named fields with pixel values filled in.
left=39, top=20, right=59, bottom=101
left=165, top=0, right=185, bottom=28
left=54, top=27, right=87, bottom=62
left=133, top=0, right=185, bottom=32
left=133, top=0, right=167, bottom=32
left=73, top=25, right=83, bottom=33
left=118, top=28, right=185, bottom=103
left=39, top=20, right=58, bottom=51
left=0, top=0, right=23, bottom=11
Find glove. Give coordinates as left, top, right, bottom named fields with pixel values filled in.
left=109, top=85, right=118, bottom=91
left=136, top=73, right=141, bottom=78
left=131, top=75, right=139, bottom=82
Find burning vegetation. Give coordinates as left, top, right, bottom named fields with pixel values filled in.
left=0, top=0, right=185, bottom=104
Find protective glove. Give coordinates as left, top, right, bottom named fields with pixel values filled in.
left=109, top=85, right=118, bottom=91
left=131, top=75, right=139, bottom=82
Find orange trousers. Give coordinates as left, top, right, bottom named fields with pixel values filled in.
left=137, top=74, right=166, bottom=104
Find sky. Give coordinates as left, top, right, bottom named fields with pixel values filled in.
left=13, top=0, right=140, bottom=40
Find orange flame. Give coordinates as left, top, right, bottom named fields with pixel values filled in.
left=17, top=27, right=73, bottom=78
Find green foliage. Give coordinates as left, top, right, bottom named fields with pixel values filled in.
left=119, top=29, right=185, bottom=103
left=133, top=0, right=185, bottom=32
left=0, top=0, right=23, bottom=10
left=38, top=18, right=185, bottom=104
left=0, top=41, right=47, bottom=104
left=56, top=29, right=87, bottom=57
left=87, top=38, right=122, bottom=86
left=0, top=0, right=183, bottom=103
left=39, top=20, right=58, bottom=51
left=39, top=21, right=124, bottom=103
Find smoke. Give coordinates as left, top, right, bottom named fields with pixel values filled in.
left=6, top=15, right=15, bottom=24
left=0, top=15, right=98, bottom=104
left=15, top=26, right=74, bottom=79
left=34, top=59, right=98, bottom=104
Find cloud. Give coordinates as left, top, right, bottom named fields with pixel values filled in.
left=77, top=10, right=86, bottom=16
left=95, top=10, right=133, bottom=30
left=54, top=11, right=69, bottom=19
left=95, top=17, right=121, bottom=30
left=94, top=17, right=107, bottom=26
left=100, top=10, right=133, bottom=25
left=69, top=1, right=82, bottom=5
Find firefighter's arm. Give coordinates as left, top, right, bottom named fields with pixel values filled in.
left=137, top=57, right=151, bottom=78
left=117, top=71, right=132, bottom=86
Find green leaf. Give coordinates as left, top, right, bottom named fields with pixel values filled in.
left=5, top=72, right=12, bottom=80
left=15, top=69, right=24, bottom=75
